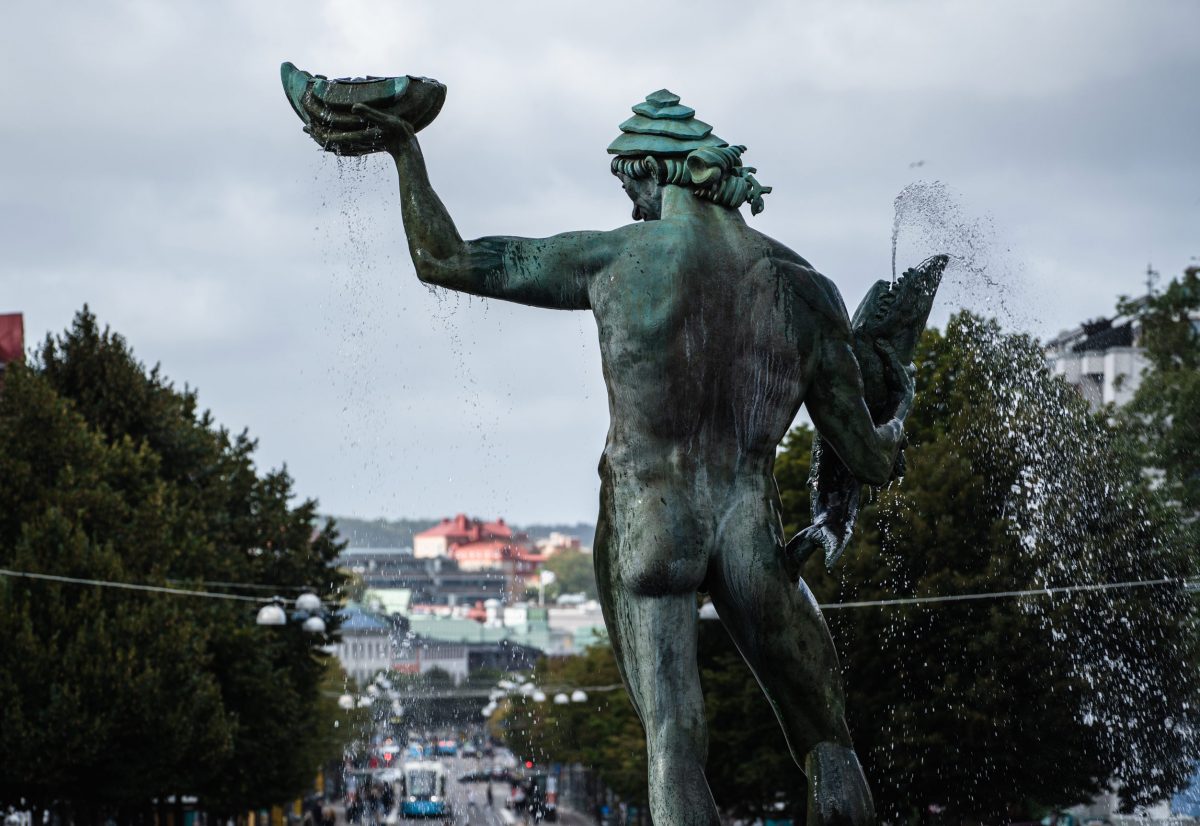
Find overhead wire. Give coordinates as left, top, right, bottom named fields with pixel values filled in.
left=0, top=568, right=1194, bottom=610
left=166, top=578, right=325, bottom=593
left=0, top=568, right=279, bottom=603
left=819, top=576, right=1188, bottom=610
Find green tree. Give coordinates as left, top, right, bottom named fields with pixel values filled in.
left=488, top=311, right=1198, bottom=821
left=789, top=313, right=1198, bottom=820
left=1119, top=266, right=1200, bottom=534
left=0, top=309, right=351, bottom=819
left=491, top=642, right=649, bottom=808
left=542, top=549, right=599, bottom=601
left=698, top=620, right=808, bottom=819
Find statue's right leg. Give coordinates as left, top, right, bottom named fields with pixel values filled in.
left=592, top=477, right=720, bottom=826
left=708, top=491, right=875, bottom=826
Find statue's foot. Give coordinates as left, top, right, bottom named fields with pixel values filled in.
left=805, top=742, right=875, bottom=826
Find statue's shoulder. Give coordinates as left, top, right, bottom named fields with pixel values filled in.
left=758, top=234, right=851, bottom=334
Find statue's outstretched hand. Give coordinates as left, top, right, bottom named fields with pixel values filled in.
left=351, top=103, right=417, bottom=153
left=298, top=92, right=416, bottom=156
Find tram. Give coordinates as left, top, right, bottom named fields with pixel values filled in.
left=399, top=760, right=450, bottom=819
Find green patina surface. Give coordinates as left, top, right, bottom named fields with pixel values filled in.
left=284, top=65, right=941, bottom=826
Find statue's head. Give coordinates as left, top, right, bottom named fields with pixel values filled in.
left=608, top=90, right=771, bottom=221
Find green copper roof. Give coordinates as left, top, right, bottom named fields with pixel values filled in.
left=608, top=89, right=727, bottom=156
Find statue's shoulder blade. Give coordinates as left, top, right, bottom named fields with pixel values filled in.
left=759, top=237, right=851, bottom=333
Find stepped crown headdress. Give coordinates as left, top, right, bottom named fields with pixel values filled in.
left=608, top=90, right=772, bottom=215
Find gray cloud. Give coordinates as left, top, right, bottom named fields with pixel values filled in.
left=2, top=0, right=1197, bottom=523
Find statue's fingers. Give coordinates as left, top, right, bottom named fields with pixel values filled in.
left=352, top=103, right=415, bottom=136
left=305, top=125, right=386, bottom=155
left=307, top=123, right=384, bottom=146
left=301, top=91, right=364, bottom=129
left=350, top=102, right=391, bottom=123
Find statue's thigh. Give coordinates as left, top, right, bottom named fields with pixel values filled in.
left=604, top=587, right=707, bottom=736
left=710, top=526, right=850, bottom=750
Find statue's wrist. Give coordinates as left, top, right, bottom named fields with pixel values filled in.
left=388, top=137, right=422, bottom=168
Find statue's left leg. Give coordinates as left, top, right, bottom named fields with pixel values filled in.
left=708, top=491, right=875, bottom=826
left=592, top=476, right=720, bottom=826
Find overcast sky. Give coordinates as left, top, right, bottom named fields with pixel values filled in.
left=2, top=1, right=1197, bottom=524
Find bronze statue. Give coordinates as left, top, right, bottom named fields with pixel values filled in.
left=283, top=66, right=943, bottom=825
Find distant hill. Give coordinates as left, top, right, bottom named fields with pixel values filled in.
left=325, top=517, right=440, bottom=549
left=326, top=516, right=596, bottom=549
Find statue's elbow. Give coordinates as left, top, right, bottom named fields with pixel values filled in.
left=412, top=253, right=449, bottom=287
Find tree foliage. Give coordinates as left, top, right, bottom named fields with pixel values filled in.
left=542, top=549, right=599, bottom=601
left=0, top=308, right=350, bottom=817
left=1119, top=266, right=1200, bottom=526
left=491, top=642, right=648, bottom=805
left=797, top=312, right=1199, bottom=820
left=495, top=311, right=1198, bottom=822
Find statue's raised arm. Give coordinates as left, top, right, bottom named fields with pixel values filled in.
left=282, top=62, right=613, bottom=310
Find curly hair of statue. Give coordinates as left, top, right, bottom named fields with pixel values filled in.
left=610, top=145, right=774, bottom=215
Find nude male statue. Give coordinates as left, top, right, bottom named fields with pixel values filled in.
left=306, top=87, right=920, bottom=826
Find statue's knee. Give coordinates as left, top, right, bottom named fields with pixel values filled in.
left=649, top=715, right=708, bottom=763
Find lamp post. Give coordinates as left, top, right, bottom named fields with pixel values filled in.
left=482, top=677, right=591, bottom=719
left=255, top=592, right=329, bottom=633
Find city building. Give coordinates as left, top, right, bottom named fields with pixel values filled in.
left=332, top=602, right=540, bottom=685
left=0, top=312, right=23, bottom=388
left=405, top=598, right=607, bottom=657
left=450, top=539, right=545, bottom=592
left=335, top=603, right=397, bottom=684
left=535, top=531, right=584, bottom=555
left=1045, top=311, right=1149, bottom=410
left=338, top=547, right=508, bottom=606
left=413, top=514, right=526, bottom=559
left=1045, top=283, right=1200, bottom=411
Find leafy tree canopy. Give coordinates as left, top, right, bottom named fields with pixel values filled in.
left=1119, top=265, right=1200, bottom=520
left=543, top=549, right=599, bottom=601
left=800, top=312, right=1198, bottom=820
left=495, top=311, right=1198, bottom=822
left=0, top=308, right=350, bottom=817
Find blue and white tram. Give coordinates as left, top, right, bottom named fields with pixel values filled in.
left=399, top=760, right=449, bottom=819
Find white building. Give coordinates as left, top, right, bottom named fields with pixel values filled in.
left=1045, top=312, right=1149, bottom=409
left=335, top=604, right=396, bottom=685
left=393, top=640, right=470, bottom=683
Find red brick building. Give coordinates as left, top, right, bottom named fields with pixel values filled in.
left=413, top=514, right=543, bottom=594
left=0, top=313, right=24, bottom=390
left=413, top=514, right=524, bottom=559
